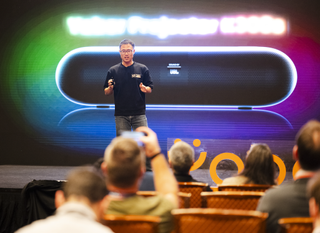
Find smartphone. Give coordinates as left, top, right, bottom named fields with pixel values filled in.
left=120, top=131, right=145, bottom=146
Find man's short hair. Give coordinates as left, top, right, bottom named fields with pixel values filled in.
left=296, top=119, right=320, bottom=171
left=104, top=137, right=144, bottom=188
left=169, top=141, right=194, bottom=174
left=119, top=39, right=135, bottom=49
left=62, top=168, right=108, bottom=203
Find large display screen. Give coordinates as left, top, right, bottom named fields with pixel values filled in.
left=1, top=0, right=320, bottom=166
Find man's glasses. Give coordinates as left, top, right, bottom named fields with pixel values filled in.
left=120, top=50, right=133, bottom=54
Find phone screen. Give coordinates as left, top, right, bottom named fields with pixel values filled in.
left=120, top=131, right=145, bottom=146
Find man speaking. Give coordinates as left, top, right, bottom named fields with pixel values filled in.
left=104, top=39, right=154, bottom=136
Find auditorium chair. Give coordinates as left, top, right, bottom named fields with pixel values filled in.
left=172, top=208, right=268, bottom=233
left=201, top=191, right=264, bottom=210
left=218, top=184, right=273, bottom=192
left=278, top=217, right=313, bottom=233
left=178, top=182, right=208, bottom=208
left=101, top=214, right=160, bottom=233
left=137, top=191, right=191, bottom=208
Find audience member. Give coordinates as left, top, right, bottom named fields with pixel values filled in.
left=15, top=168, right=112, bottom=233
left=307, top=171, right=320, bottom=233
left=169, top=140, right=211, bottom=191
left=257, top=119, right=320, bottom=233
left=222, top=143, right=276, bottom=185
left=93, top=157, right=155, bottom=191
left=101, top=126, right=179, bottom=233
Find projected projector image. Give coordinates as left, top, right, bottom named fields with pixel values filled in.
left=55, top=46, right=297, bottom=108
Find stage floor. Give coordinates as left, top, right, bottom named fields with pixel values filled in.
left=0, top=165, right=75, bottom=189
left=0, top=165, right=294, bottom=189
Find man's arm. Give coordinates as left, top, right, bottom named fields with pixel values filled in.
left=140, top=68, right=153, bottom=93
left=136, top=127, right=179, bottom=208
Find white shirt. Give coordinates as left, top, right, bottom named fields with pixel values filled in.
left=15, top=202, right=113, bottom=233
left=313, top=226, right=320, bottom=233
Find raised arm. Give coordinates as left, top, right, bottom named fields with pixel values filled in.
left=136, top=126, right=179, bottom=208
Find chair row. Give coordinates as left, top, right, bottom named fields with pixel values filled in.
left=138, top=190, right=264, bottom=210
left=178, top=182, right=272, bottom=210
left=105, top=183, right=311, bottom=233
left=102, top=210, right=313, bottom=233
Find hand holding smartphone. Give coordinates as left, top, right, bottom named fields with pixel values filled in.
left=120, top=131, right=145, bottom=146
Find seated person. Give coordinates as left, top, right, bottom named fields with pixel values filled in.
left=257, top=120, right=320, bottom=233
left=15, top=168, right=112, bottom=233
left=93, top=157, right=155, bottom=191
left=101, top=127, right=179, bottom=233
left=169, top=140, right=212, bottom=191
left=307, top=171, right=320, bottom=233
left=222, top=143, right=276, bottom=185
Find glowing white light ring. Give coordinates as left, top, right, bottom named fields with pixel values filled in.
left=56, top=46, right=297, bottom=108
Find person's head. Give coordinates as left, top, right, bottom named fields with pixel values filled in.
left=62, top=168, right=108, bottom=203
left=55, top=167, right=109, bottom=212
left=241, top=143, right=276, bottom=185
left=169, top=141, right=194, bottom=174
left=294, top=120, right=320, bottom=171
left=307, top=171, right=320, bottom=224
left=102, top=137, right=145, bottom=189
left=119, top=39, right=135, bottom=66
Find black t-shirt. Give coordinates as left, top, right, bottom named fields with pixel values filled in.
left=104, top=62, right=153, bottom=116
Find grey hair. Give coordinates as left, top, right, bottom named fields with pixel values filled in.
left=169, top=141, right=194, bottom=174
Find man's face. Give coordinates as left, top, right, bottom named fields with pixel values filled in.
left=120, top=44, right=135, bottom=65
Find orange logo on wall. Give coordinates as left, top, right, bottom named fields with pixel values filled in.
left=170, top=139, right=298, bottom=185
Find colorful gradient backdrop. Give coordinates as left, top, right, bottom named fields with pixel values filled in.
left=1, top=0, right=320, bottom=166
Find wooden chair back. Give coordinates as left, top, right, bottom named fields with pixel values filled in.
left=218, top=184, right=273, bottom=192
left=178, top=182, right=208, bottom=208
left=201, top=191, right=264, bottom=210
left=278, top=217, right=313, bottom=233
left=172, top=208, right=268, bottom=233
left=137, top=191, right=191, bottom=208
left=101, top=214, right=160, bottom=233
